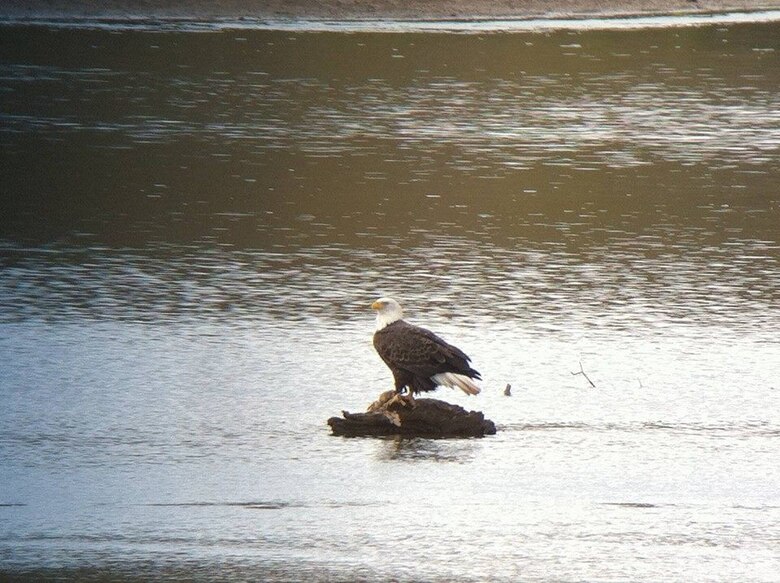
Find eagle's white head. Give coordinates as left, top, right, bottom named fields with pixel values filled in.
left=371, top=297, right=403, bottom=330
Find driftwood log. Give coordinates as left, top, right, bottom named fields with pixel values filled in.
left=328, top=390, right=496, bottom=438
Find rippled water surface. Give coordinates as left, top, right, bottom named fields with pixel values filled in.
left=1, top=21, right=779, bottom=581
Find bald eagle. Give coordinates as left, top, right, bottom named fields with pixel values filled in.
left=371, top=297, right=481, bottom=398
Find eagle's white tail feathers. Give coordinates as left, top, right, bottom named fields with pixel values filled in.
left=432, top=372, right=481, bottom=396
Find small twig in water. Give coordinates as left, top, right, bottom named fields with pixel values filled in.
left=571, top=361, right=596, bottom=388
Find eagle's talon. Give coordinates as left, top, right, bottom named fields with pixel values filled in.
left=379, top=391, right=416, bottom=411
left=401, top=392, right=416, bottom=408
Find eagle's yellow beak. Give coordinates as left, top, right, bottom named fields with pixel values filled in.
left=371, top=300, right=384, bottom=310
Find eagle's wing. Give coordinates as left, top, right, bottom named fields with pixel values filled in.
left=374, top=321, right=480, bottom=379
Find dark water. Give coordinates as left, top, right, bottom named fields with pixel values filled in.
left=1, top=19, right=779, bottom=582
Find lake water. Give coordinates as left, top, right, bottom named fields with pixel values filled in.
left=1, top=18, right=779, bottom=582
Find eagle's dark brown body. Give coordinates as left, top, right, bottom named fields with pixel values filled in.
left=372, top=319, right=481, bottom=395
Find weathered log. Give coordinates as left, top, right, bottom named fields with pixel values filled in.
left=328, top=391, right=496, bottom=438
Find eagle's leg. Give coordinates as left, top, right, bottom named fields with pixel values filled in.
left=399, top=387, right=416, bottom=408
left=390, top=380, right=416, bottom=408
